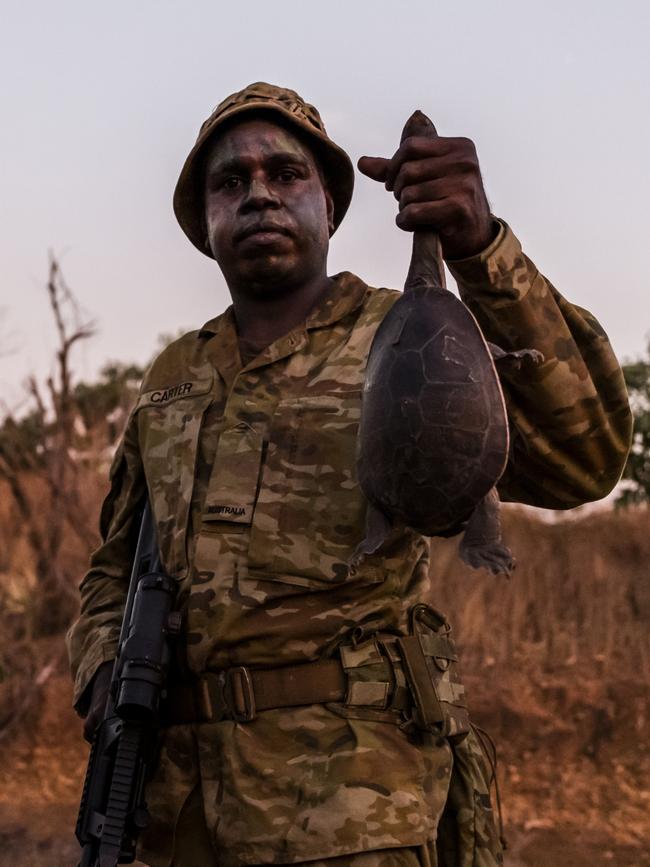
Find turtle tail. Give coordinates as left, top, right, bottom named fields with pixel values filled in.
left=349, top=502, right=394, bottom=568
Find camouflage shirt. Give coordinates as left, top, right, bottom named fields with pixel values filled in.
left=67, top=221, right=631, bottom=866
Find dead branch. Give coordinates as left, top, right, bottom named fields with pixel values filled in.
left=0, top=254, right=98, bottom=636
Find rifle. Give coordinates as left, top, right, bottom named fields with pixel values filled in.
left=75, top=501, right=181, bottom=867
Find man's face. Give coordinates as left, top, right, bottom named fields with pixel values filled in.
left=203, top=118, right=334, bottom=293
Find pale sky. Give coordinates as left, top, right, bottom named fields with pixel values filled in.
left=2, top=0, right=649, bottom=408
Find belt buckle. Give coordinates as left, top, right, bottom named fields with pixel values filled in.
left=226, top=666, right=256, bottom=722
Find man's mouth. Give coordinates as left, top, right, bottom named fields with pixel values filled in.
left=235, top=223, right=291, bottom=243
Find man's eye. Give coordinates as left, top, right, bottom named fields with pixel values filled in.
left=222, top=176, right=242, bottom=190
left=277, top=169, right=298, bottom=182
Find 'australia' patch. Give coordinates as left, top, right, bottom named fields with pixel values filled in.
left=136, top=378, right=213, bottom=410
left=203, top=502, right=253, bottom=524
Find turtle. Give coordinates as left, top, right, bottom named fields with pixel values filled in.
left=354, top=111, right=542, bottom=574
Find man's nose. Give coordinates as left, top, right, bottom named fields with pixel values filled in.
left=242, top=177, right=280, bottom=210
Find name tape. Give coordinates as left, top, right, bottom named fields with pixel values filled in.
left=137, top=378, right=212, bottom=410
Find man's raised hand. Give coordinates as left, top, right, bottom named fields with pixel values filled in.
left=358, top=120, right=497, bottom=260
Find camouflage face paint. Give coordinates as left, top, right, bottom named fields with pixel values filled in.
left=203, top=119, right=334, bottom=297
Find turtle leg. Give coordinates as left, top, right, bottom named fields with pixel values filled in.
left=458, top=487, right=515, bottom=575
left=487, top=342, right=544, bottom=371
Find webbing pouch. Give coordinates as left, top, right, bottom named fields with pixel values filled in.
left=398, top=603, right=470, bottom=741
left=340, top=635, right=391, bottom=709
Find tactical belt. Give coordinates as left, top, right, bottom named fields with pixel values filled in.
left=161, top=610, right=466, bottom=733
left=162, top=656, right=410, bottom=726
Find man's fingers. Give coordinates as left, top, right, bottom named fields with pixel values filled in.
left=357, top=155, right=390, bottom=182
left=398, top=178, right=457, bottom=209
left=396, top=198, right=464, bottom=233
left=391, top=157, right=464, bottom=199
left=389, top=137, right=477, bottom=192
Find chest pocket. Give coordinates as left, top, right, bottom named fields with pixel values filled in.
left=247, top=393, right=369, bottom=587
left=202, top=423, right=265, bottom=527
left=136, top=378, right=213, bottom=578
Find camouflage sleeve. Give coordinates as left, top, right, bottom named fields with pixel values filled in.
left=447, top=219, right=633, bottom=508
left=65, top=408, right=146, bottom=714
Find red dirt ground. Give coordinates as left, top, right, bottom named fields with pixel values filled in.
left=0, top=666, right=647, bottom=867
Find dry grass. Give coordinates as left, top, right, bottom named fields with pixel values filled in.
left=428, top=505, right=650, bottom=857
left=429, top=504, right=650, bottom=682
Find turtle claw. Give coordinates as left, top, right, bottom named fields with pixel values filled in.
left=459, top=540, right=516, bottom=576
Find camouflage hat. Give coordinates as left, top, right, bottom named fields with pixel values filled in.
left=173, top=82, right=355, bottom=258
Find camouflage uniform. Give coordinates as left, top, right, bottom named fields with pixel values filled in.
left=67, top=218, right=631, bottom=867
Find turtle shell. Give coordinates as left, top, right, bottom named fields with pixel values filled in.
left=357, top=284, right=509, bottom=536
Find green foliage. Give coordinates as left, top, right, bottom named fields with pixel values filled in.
left=0, top=411, right=46, bottom=470
left=617, top=341, right=650, bottom=506
left=74, top=361, right=144, bottom=430
left=0, top=361, right=145, bottom=472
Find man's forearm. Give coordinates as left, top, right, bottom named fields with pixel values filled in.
left=448, top=220, right=632, bottom=508
left=66, top=562, right=127, bottom=714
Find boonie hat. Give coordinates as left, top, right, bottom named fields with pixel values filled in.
left=173, top=82, right=355, bottom=258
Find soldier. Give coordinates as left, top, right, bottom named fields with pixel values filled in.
left=67, top=83, right=632, bottom=867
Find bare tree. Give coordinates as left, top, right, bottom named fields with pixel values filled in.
left=0, top=254, right=98, bottom=637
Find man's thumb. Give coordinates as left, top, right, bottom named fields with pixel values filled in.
left=357, top=155, right=390, bottom=182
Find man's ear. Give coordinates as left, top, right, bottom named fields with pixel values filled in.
left=202, top=221, right=213, bottom=255
left=201, top=207, right=213, bottom=256
left=325, top=189, right=335, bottom=236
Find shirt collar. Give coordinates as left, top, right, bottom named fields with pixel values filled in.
left=198, top=272, right=368, bottom=337
left=304, top=271, right=368, bottom=329
left=197, top=271, right=369, bottom=377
